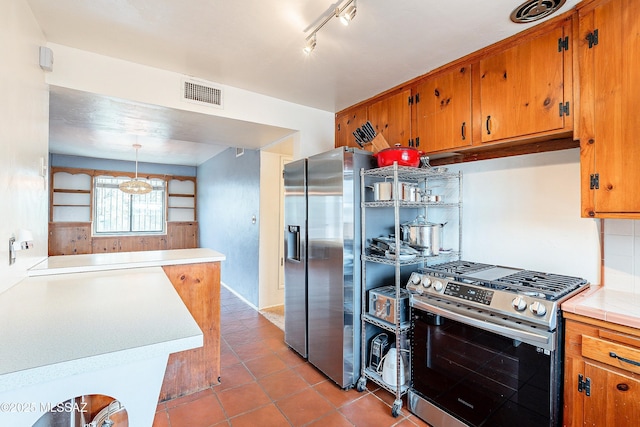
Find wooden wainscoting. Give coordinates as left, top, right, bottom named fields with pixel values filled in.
left=48, top=222, right=199, bottom=255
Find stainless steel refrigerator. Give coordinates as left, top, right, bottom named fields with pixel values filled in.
left=284, top=147, right=374, bottom=388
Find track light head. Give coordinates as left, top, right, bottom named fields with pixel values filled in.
left=340, top=4, right=357, bottom=26
left=303, top=34, right=317, bottom=54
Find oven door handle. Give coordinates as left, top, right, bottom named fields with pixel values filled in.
left=411, top=298, right=555, bottom=351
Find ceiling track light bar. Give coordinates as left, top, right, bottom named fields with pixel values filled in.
left=304, top=0, right=356, bottom=54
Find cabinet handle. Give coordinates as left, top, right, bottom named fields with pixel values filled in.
left=616, top=383, right=630, bottom=392
left=609, top=351, right=640, bottom=367
left=461, top=122, right=466, bottom=140
left=486, top=116, right=491, bottom=135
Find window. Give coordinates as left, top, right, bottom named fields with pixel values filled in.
left=94, top=176, right=166, bottom=235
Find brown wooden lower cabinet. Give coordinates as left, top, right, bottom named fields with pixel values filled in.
left=48, top=222, right=198, bottom=255
left=159, top=262, right=221, bottom=401
left=563, top=313, right=640, bottom=426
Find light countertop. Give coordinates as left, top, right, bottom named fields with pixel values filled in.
left=0, top=267, right=203, bottom=393
left=562, top=285, right=640, bottom=330
left=28, top=248, right=225, bottom=276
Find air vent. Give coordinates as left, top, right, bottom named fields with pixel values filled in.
left=510, top=0, right=566, bottom=23
left=236, top=147, right=245, bottom=157
left=182, top=79, right=223, bottom=108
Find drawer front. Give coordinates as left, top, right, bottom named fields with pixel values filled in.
left=582, top=335, right=640, bottom=375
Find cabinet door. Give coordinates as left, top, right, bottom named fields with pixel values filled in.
left=579, top=0, right=640, bottom=216
left=414, top=66, right=472, bottom=152
left=478, top=24, right=569, bottom=143
left=335, top=106, right=367, bottom=148
left=584, top=362, right=640, bottom=426
left=367, top=89, right=412, bottom=147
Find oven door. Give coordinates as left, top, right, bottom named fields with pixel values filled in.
left=410, top=298, right=561, bottom=427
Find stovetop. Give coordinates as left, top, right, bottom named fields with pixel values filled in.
left=407, top=260, right=589, bottom=330
left=421, top=260, right=588, bottom=301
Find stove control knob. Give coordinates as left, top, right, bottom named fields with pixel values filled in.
left=422, top=277, right=432, bottom=288
left=432, top=280, right=444, bottom=292
left=410, top=273, right=421, bottom=285
left=512, top=297, right=527, bottom=312
left=530, top=301, right=547, bottom=317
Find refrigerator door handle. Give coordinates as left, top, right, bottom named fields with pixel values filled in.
left=286, top=225, right=301, bottom=262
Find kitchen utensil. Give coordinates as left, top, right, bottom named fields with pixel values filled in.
left=369, top=286, right=410, bottom=324
left=381, top=346, right=406, bottom=387
left=367, top=177, right=393, bottom=201
left=363, top=121, right=377, bottom=140
left=374, top=144, right=423, bottom=167
left=352, top=130, right=365, bottom=147
left=400, top=182, right=420, bottom=201
left=422, top=189, right=441, bottom=203
left=369, top=333, right=389, bottom=371
left=400, top=215, right=444, bottom=255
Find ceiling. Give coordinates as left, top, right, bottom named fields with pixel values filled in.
left=27, top=0, right=580, bottom=166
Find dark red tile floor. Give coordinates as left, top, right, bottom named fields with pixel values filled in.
left=153, top=286, right=429, bottom=427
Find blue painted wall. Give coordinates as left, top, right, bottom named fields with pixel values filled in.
left=197, top=148, right=260, bottom=306
left=50, top=154, right=197, bottom=176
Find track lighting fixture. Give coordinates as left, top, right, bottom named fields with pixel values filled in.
left=303, top=0, right=357, bottom=54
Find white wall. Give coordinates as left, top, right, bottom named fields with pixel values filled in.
left=0, top=0, right=49, bottom=294
left=602, top=220, right=640, bottom=293
left=446, top=148, right=600, bottom=284
left=44, top=43, right=334, bottom=159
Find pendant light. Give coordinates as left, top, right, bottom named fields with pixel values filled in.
left=119, top=144, right=152, bottom=195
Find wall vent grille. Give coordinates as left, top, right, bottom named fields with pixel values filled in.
left=182, top=79, right=223, bottom=108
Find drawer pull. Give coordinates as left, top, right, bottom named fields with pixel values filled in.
left=609, top=351, right=640, bottom=367
left=616, top=383, right=630, bottom=392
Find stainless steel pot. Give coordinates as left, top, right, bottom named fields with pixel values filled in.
left=367, top=178, right=393, bottom=201
left=400, top=215, right=444, bottom=255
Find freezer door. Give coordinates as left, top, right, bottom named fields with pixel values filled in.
left=284, top=159, right=308, bottom=358
left=306, top=148, right=371, bottom=388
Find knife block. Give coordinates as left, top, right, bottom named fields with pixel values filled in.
left=363, top=133, right=391, bottom=153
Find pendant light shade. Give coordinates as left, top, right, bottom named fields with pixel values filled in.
left=119, top=144, right=153, bottom=195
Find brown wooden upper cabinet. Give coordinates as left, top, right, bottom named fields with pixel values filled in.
left=475, top=19, right=573, bottom=144
left=413, top=66, right=472, bottom=152
left=367, top=89, right=412, bottom=147
left=578, top=0, right=640, bottom=218
left=335, top=105, right=368, bottom=148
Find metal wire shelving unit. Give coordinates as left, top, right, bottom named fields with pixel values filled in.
left=357, top=162, right=462, bottom=417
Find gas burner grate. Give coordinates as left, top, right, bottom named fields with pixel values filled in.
left=496, top=270, right=588, bottom=300
left=424, top=260, right=495, bottom=276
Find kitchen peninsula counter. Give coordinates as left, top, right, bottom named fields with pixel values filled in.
left=0, top=247, right=226, bottom=425
left=28, top=248, right=226, bottom=401
left=0, top=266, right=203, bottom=425
left=562, top=285, right=640, bottom=330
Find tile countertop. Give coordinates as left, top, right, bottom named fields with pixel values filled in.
left=0, top=267, right=203, bottom=393
left=28, top=247, right=226, bottom=276
left=562, top=285, right=640, bottom=330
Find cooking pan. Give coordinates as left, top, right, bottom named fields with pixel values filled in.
left=374, top=144, right=423, bottom=167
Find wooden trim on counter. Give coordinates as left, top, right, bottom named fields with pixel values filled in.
left=159, top=262, right=221, bottom=401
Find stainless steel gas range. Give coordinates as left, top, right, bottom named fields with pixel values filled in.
left=406, top=260, right=589, bottom=427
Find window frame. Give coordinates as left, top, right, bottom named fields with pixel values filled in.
left=93, top=175, right=167, bottom=236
